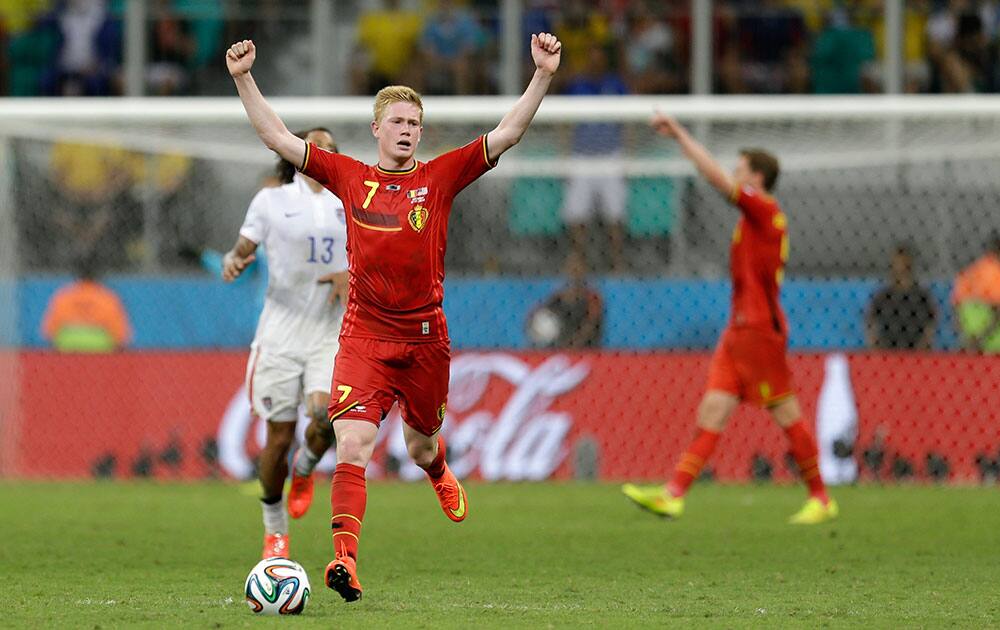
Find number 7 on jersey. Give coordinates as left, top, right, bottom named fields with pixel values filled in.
left=362, top=181, right=379, bottom=209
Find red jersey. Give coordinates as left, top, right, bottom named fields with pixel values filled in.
left=727, top=184, right=789, bottom=335
left=300, top=135, right=496, bottom=342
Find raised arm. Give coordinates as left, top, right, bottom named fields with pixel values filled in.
left=485, top=33, right=562, bottom=163
left=652, top=112, right=735, bottom=199
left=227, top=40, right=305, bottom=167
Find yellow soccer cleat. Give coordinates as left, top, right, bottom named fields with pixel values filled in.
left=788, top=497, right=839, bottom=525
left=621, top=483, right=684, bottom=519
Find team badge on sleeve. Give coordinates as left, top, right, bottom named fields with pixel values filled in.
left=408, top=205, right=429, bottom=232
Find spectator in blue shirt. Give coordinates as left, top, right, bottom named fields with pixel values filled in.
left=420, top=0, right=484, bottom=95
left=561, top=44, right=629, bottom=273
left=40, top=0, right=122, bottom=96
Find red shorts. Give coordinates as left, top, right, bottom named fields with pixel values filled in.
left=327, top=336, right=451, bottom=436
left=706, top=326, right=794, bottom=407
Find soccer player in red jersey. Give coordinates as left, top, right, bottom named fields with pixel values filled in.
left=622, top=112, right=839, bottom=525
left=226, top=33, right=562, bottom=601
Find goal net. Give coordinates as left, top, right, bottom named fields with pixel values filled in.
left=1, top=96, right=998, bottom=485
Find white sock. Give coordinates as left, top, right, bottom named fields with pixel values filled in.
left=294, top=446, right=321, bottom=477
left=261, top=498, right=288, bottom=535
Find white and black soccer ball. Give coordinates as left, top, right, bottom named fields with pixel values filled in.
left=244, top=558, right=310, bottom=615
left=528, top=307, right=562, bottom=347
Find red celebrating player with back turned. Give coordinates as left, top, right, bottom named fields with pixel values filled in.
left=622, top=112, right=839, bottom=526
left=226, top=32, right=562, bottom=603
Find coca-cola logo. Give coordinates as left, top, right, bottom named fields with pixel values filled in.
left=384, top=353, right=590, bottom=480
left=216, top=353, right=590, bottom=481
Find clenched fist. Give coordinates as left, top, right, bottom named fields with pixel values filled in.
left=531, top=33, right=561, bottom=75
left=226, top=39, right=256, bottom=78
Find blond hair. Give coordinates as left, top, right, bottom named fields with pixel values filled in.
left=373, top=85, right=424, bottom=124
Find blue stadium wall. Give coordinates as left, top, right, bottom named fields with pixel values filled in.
left=12, top=276, right=959, bottom=350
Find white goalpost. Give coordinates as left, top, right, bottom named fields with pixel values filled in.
left=2, top=95, right=1000, bottom=278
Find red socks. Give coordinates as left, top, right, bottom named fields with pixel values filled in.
left=667, top=421, right=828, bottom=504
left=784, top=420, right=829, bottom=504
left=667, top=428, right=720, bottom=497
left=330, top=437, right=445, bottom=563
left=330, top=463, right=366, bottom=560
left=421, top=435, right=447, bottom=480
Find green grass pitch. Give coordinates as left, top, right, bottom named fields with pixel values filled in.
left=3, top=481, right=998, bottom=628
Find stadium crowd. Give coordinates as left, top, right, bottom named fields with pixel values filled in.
left=4, top=1, right=1000, bottom=96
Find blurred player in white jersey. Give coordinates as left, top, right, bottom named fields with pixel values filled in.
left=222, top=127, right=349, bottom=559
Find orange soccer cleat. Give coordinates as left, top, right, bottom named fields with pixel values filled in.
left=287, top=452, right=315, bottom=519
left=430, top=464, right=468, bottom=523
left=261, top=533, right=290, bottom=559
left=325, top=555, right=363, bottom=602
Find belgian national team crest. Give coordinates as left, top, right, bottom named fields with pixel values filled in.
left=408, top=205, right=429, bottom=232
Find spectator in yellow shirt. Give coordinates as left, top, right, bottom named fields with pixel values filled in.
left=353, top=0, right=423, bottom=94
left=0, top=0, right=51, bottom=34
left=43, top=140, right=137, bottom=270
left=556, top=1, right=612, bottom=76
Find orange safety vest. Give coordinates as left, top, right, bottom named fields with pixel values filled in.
left=952, top=254, right=1000, bottom=305
left=40, top=280, right=132, bottom=352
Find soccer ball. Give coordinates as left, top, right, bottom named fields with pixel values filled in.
left=528, top=307, right=562, bottom=347
left=244, top=558, right=310, bottom=615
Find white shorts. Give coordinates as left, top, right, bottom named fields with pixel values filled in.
left=245, top=340, right=339, bottom=422
left=561, top=173, right=628, bottom=225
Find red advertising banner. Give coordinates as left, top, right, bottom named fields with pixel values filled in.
left=3, top=351, right=999, bottom=483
